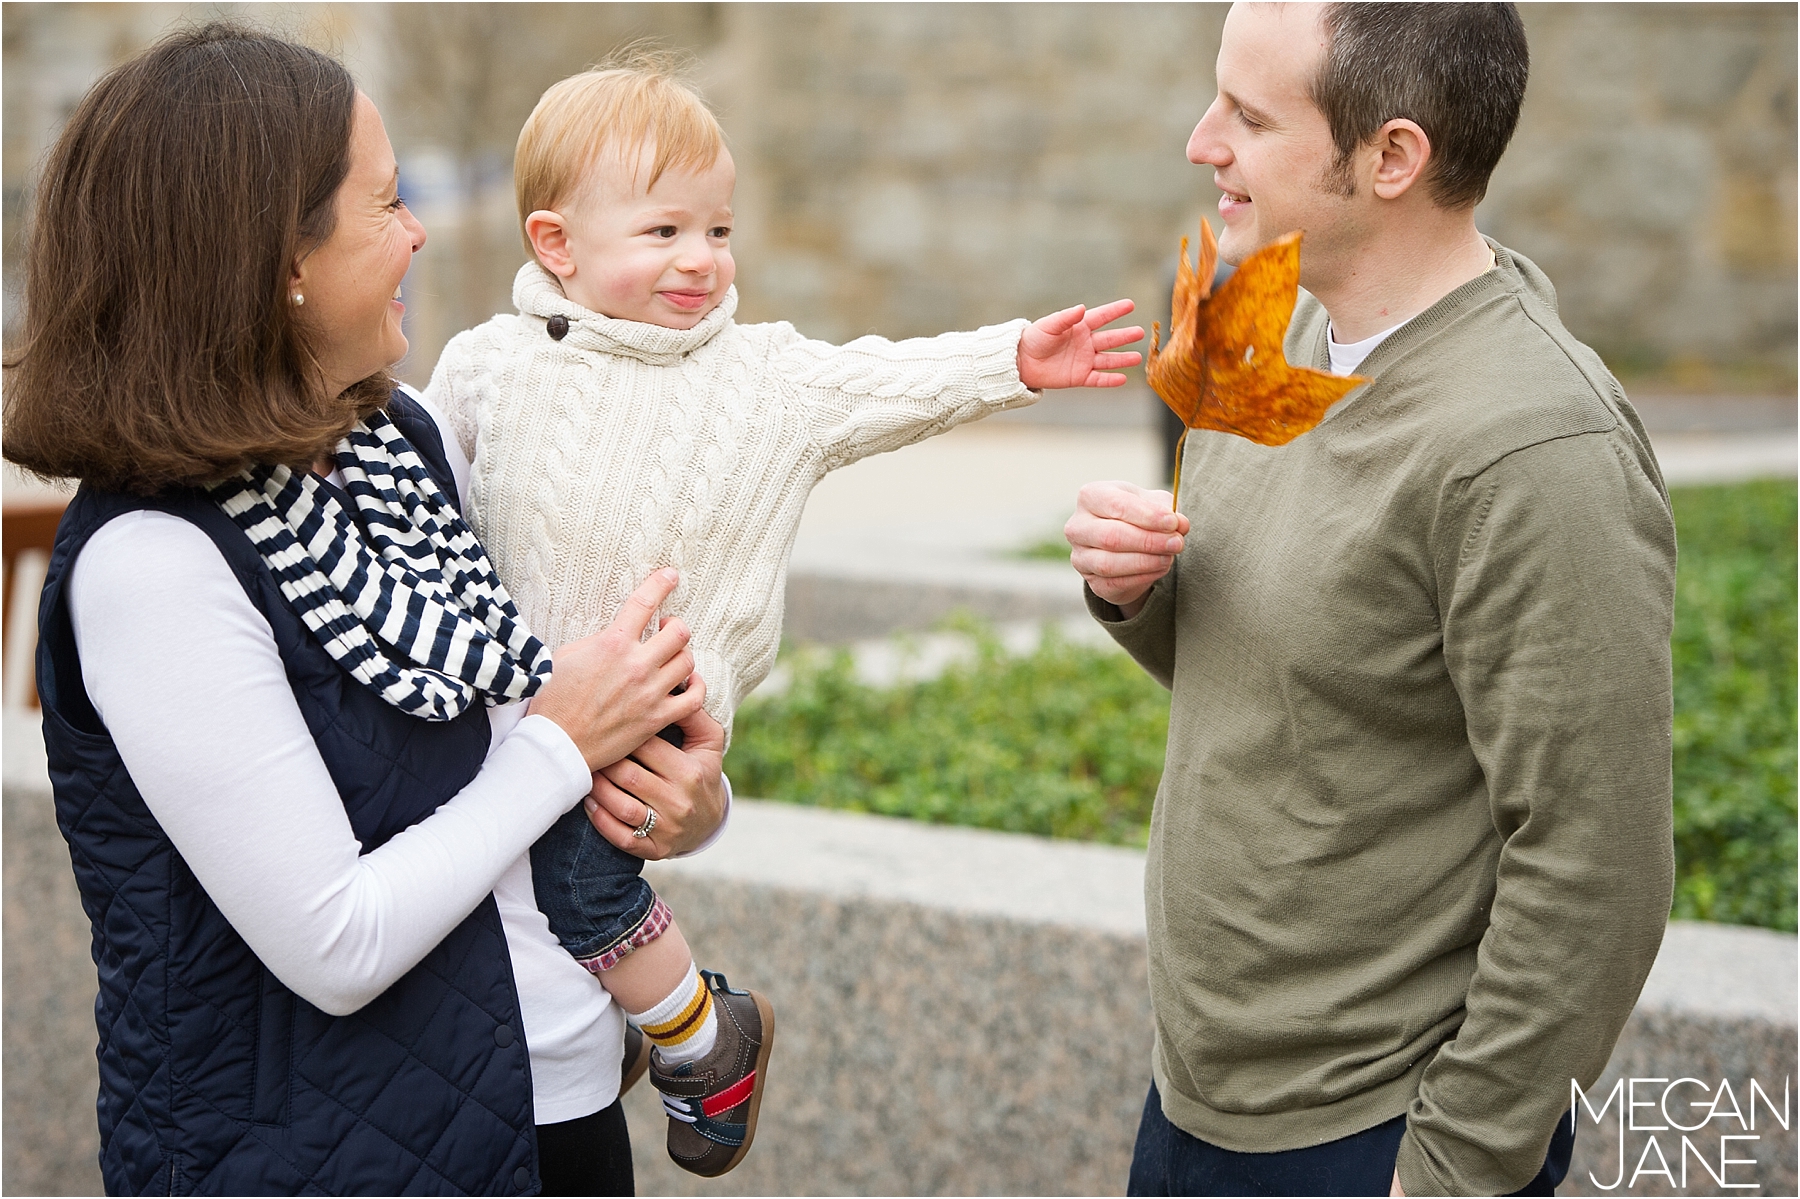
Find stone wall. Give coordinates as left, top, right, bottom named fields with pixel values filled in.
left=1481, top=3, right=1798, bottom=384
left=704, top=3, right=1224, bottom=347
left=10, top=771, right=1792, bottom=1197
left=3, top=3, right=1794, bottom=387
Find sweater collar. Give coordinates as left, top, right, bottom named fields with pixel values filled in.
left=511, top=261, right=737, bottom=364
left=1304, top=237, right=1535, bottom=380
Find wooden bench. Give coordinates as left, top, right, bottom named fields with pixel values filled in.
left=3, top=501, right=69, bottom=710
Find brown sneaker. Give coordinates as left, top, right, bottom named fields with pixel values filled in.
left=620, top=1019, right=651, bottom=1097
left=648, top=970, right=775, bottom=1177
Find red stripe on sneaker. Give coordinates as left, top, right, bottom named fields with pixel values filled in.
left=701, top=1070, right=757, bottom=1118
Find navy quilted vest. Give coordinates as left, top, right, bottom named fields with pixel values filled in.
left=36, top=394, right=542, bottom=1195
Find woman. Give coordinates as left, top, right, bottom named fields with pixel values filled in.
left=2, top=26, right=725, bottom=1195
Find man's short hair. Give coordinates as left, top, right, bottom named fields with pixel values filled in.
left=515, top=46, right=725, bottom=247
left=1310, top=3, right=1529, bottom=208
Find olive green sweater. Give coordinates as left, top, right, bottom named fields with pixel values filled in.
left=1092, top=242, right=1676, bottom=1195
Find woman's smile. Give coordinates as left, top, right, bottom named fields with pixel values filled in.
left=291, top=91, right=426, bottom=396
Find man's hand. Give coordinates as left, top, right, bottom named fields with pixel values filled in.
left=1017, top=299, right=1144, bottom=390
left=585, top=700, right=727, bottom=860
left=1390, top=1169, right=1405, bottom=1196
left=1065, top=480, right=1189, bottom=615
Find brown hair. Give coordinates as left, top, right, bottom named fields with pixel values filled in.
left=1310, top=3, right=1529, bottom=208
left=515, top=46, right=725, bottom=253
left=2, top=23, right=390, bottom=496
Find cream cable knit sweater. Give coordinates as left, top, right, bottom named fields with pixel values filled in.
left=426, top=262, right=1036, bottom=742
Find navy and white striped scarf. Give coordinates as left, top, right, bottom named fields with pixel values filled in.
left=207, top=409, right=552, bottom=721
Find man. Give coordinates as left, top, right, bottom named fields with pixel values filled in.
left=1066, top=5, right=1676, bottom=1195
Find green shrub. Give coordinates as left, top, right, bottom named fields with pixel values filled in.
left=728, top=626, right=1169, bottom=845
left=1009, top=537, right=1076, bottom=562
left=732, top=480, right=1797, bottom=931
left=1667, top=480, right=1796, bottom=932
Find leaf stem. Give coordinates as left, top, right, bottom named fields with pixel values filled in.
left=1171, top=427, right=1190, bottom=514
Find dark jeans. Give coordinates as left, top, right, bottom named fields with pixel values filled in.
left=1127, top=1083, right=1575, bottom=1197
left=538, top=1099, right=633, bottom=1196
left=530, top=805, right=657, bottom=963
left=529, top=719, right=684, bottom=964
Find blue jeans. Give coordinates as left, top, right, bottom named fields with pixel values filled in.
left=1127, top=1083, right=1575, bottom=1197
left=530, top=719, right=686, bottom=965
left=530, top=805, right=658, bottom=964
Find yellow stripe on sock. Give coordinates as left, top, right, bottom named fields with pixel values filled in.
left=641, top=985, right=712, bottom=1047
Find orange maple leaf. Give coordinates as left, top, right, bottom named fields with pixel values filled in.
left=1147, top=221, right=1367, bottom=504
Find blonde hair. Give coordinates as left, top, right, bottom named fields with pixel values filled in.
left=515, top=47, right=725, bottom=245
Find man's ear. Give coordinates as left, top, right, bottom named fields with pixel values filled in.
left=1370, top=119, right=1432, bottom=201
left=525, top=210, right=577, bottom=279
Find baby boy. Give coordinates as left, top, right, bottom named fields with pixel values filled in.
left=425, top=53, right=1141, bottom=1177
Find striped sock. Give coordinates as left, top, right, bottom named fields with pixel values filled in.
left=626, top=963, right=717, bottom=1066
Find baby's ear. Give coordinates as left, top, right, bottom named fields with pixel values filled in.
left=524, top=210, right=576, bottom=278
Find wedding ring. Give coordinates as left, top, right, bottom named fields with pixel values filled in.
left=632, top=806, right=658, bottom=838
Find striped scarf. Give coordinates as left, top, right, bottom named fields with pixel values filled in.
left=207, top=409, right=552, bottom=721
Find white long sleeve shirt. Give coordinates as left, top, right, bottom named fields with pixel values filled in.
left=65, top=391, right=718, bottom=1123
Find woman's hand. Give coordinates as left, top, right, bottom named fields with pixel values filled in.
left=1016, top=299, right=1144, bottom=390
left=585, top=703, right=728, bottom=859
left=527, top=569, right=704, bottom=770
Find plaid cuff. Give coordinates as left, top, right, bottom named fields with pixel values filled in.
left=580, top=894, right=674, bottom=974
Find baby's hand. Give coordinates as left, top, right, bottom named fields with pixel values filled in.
left=1017, top=300, right=1144, bottom=390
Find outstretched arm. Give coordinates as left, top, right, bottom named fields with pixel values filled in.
left=782, top=301, right=1145, bottom=473
left=1017, top=299, right=1144, bottom=390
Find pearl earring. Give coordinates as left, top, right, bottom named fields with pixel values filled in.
left=292, top=293, right=305, bottom=307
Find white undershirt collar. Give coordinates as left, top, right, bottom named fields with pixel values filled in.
left=1327, top=244, right=1499, bottom=377
left=1326, top=318, right=1409, bottom=377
